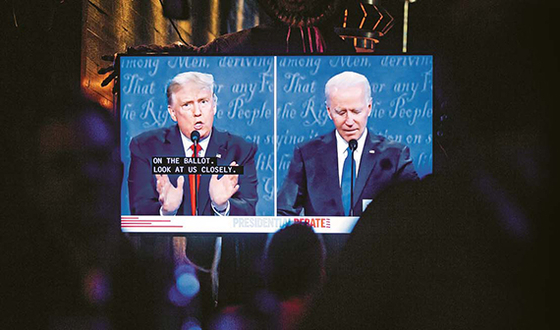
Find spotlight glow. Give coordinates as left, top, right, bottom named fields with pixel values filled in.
left=176, top=273, right=200, bottom=298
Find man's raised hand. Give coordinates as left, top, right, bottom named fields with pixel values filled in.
left=156, top=174, right=184, bottom=215
left=209, top=161, right=240, bottom=209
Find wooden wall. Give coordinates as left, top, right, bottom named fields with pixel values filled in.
left=81, top=0, right=193, bottom=110
left=80, top=0, right=264, bottom=111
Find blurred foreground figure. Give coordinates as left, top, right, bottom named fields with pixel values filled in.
left=196, top=0, right=354, bottom=54
left=210, top=222, right=326, bottom=330
left=33, top=97, right=174, bottom=329
left=302, top=0, right=551, bottom=328
left=98, top=0, right=355, bottom=90
left=302, top=171, right=548, bottom=329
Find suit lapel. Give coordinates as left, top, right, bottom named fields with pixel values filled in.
left=319, top=131, right=345, bottom=214
left=353, top=131, right=381, bottom=210
left=164, top=124, right=186, bottom=156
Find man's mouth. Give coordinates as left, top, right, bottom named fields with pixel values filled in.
left=194, top=122, right=204, bottom=130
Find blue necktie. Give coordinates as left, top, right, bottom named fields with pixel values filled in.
left=341, top=147, right=355, bottom=216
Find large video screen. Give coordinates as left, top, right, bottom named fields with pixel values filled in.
left=119, top=55, right=433, bottom=234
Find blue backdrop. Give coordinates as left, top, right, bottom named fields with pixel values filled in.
left=120, top=55, right=432, bottom=216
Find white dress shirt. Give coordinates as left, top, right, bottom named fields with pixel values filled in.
left=335, top=129, right=368, bottom=187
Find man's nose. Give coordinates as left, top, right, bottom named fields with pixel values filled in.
left=344, top=113, right=355, bottom=125
left=192, top=103, right=202, bottom=116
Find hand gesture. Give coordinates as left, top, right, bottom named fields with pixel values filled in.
left=98, top=53, right=119, bottom=93
left=97, top=46, right=159, bottom=93
left=156, top=174, right=185, bottom=215
left=209, top=161, right=240, bottom=209
left=98, top=42, right=198, bottom=93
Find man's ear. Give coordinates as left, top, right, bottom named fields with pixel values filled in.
left=168, top=105, right=177, bottom=122
left=326, top=106, right=333, bottom=120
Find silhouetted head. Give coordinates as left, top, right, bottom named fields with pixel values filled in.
left=264, top=222, right=326, bottom=300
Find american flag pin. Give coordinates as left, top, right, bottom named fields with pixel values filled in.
left=216, top=154, right=222, bottom=158
left=369, top=150, right=376, bottom=154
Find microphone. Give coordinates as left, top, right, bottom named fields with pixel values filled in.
left=191, top=130, right=200, bottom=216
left=191, top=130, right=200, bottom=143
left=349, top=139, right=358, bottom=151
left=349, top=139, right=358, bottom=216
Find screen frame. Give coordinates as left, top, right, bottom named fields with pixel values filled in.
left=116, top=53, right=438, bottom=235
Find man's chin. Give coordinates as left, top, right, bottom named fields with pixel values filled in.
left=185, top=127, right=209, bottom=139
left=341, top=131, right=360, bottom=142
left=198, top=128, right=210, bottom=139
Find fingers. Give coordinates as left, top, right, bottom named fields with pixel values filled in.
left=156, top=174, right=168, bottom=203
left=136, top=45, right=153, bottom=52
left=227, top=173, right=239, bottom=186
left=209, top=173, right=238, bottom=189
left=100, top=53, right=118, bottom=89
left=157, top=174, right=183, bottom=190
left=158, top=183, right=166, bottom=204
left=157, top=175, right=184, bottom=206
left=157, top=174, right=170, bottom=185
left=101, top=54, right=115, bottom=62
left=212, top=171, right=238, bottom=185
left=156, top=174, right=171, bottom=193
left=215, top=172, right=238, bottom=192
left=230, top=183, right=240, bottom=196
left=226, top=161, right=239, bottom=183
left=156, top=174, right=163, bottom=194
left=176, top=176, right=185, bottom=192
left=97, top=66, right=114, bottom=74
left=101, top=71, right=117, bottom=87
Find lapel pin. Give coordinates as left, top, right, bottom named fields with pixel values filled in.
left=216, top=154, right=222, bottom=158
left=369, top=150, right=376, bottom=154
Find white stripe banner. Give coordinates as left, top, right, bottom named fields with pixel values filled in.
left=121, top=216, right=359, bottom=234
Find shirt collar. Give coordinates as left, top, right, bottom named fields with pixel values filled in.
left=180, top=129, right=212, bottom=156
left=335, top=129, right=368, bottom=157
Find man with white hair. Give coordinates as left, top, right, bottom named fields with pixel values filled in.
left=277, top=71, right=418, bottom=216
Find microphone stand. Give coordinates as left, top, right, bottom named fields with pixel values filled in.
left=349, top=139, right=358, bottom=216
left=191, top=130, right=200, bottom=216
left=194, top=139, right=198, bottom=216
left=350, top=150, right=355, bottom=216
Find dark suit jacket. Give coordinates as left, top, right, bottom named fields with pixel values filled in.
left=277, top=130, right=418, bottom=216
left=128, top=125, right=258, bottom=216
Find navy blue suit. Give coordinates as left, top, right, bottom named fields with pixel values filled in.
left=128, top=124, right=258, bottom=216
left=277, top=130, right=418, bottom=216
